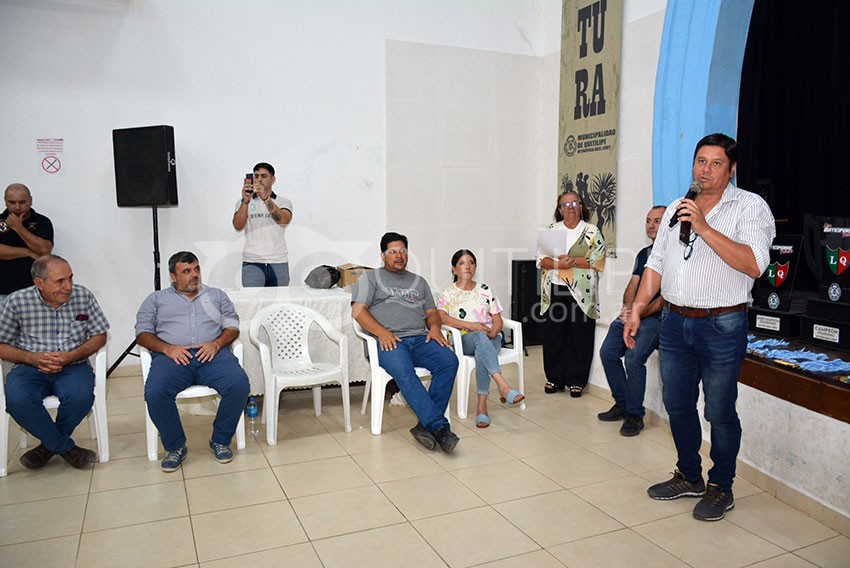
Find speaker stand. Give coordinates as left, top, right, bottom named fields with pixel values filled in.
left=107, top=206, right=162, bottom=377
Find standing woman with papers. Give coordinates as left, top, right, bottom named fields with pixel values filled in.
left=536, top=191, right=606, bottom=397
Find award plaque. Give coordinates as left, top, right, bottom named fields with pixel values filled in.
left=800, top=215, right=850, bottom=351
left=803, top=215, right=850, bottom=304
left=749, top=235, right=803, bottom=337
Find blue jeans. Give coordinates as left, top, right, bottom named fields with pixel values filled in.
left=599, top=316, right=661, bottom=416
left=144, top=348, right=250, bottom=451
left=5, top=361, right=95, bottom=454
left=241, top=262, right=290, bottom=287
left=376, top=335, right=458, bottom=433
left=659, top=309, right=748, bottom=492
left=461, top=331, right=502, bottom=395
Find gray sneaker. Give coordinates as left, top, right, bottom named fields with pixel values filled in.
left=209, top=440, right=233, bottom=463
left=647, top=470, right=706, bottom=500
left=693, top=484, right=735, bottom=521
left=161, top=445, right=188, bottom=472
left=410, top=422, right=437, bottom=450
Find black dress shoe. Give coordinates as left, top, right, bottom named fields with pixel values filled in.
left=620, top=414, right=645, bottom=437
left=20, top=444, right=55, bottom=469
left=434, top=426, right=459, bottom=454
left=597, top=404, right=627, bottom=422
left=410, top=422, right=437, bottom=450
left=61, top=445, right=96, bottom=469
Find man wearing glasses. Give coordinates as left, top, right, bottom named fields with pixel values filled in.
left=351, top=232, right=460, bottom=453
left=624, top=133, right=775, bottom=521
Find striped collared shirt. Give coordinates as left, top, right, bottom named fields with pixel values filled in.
left=134, top=284, right=239, bottom=346
left=0, top=284, right=110, bottom=352
left=646, top=182, right=775, bottom=309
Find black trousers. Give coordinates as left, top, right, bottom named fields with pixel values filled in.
left=541, top=284, right=596, bottom=389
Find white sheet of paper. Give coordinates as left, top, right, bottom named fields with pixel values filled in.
left=537, top=228, right=569, bottom=258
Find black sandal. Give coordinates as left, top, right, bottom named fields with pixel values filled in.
left=544, top=382, right=565, bottom=394
left=569, top=386, right=583, bottom=398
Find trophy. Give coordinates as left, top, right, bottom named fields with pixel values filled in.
left=749, top=234, right=802, bottom=337
left=800, top=215, right=850, bottom=351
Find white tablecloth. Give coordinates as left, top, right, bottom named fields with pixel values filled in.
left=225, top=286, right=371, bottom=394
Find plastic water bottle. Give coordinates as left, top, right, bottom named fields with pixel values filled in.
left=246, top=396, right=259, bottom=437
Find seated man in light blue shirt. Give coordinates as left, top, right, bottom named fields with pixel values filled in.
left=135, top=251, right=250, bottom=472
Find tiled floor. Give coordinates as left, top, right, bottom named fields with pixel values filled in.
left=1, top=346, right=849, bottom=567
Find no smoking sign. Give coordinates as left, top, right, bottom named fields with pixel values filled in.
left=42, top=155, right=62, bottom=174
left=36, top=138, right=66, bottom=177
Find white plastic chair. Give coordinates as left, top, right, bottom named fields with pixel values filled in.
left=139, top=340, right=246, bottom=461
left=1, top=346, right=109, bottom=477
left=352, top=320, right=451, bottom=436
left=249, top=303, right=351, bottom=445
left=443, top=318, right=526, bottom=419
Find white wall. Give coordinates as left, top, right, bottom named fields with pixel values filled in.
left=0, top=0, right=552, bottom=362
left=385, top=40, right=542, bottom=304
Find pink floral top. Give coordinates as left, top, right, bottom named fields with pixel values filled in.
left=436, top=282, right=503, bottom=332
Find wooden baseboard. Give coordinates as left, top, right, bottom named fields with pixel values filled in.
left=740, top=357, right=850, bottom=425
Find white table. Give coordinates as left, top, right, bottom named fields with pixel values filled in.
left=225, top=286, right=371, bottom=394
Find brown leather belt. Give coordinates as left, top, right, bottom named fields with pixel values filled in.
left=668, top=302, right=747, bottom=318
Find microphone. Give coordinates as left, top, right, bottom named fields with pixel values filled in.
left=669, top=182, right=702, bottom=228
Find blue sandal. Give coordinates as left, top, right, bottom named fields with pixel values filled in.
left=475, top=413, right=491, bottom=428
left=500, top=389, right=525, bottom=405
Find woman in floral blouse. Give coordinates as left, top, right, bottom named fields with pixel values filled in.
left=436, top=250, right=524, bottom=428
left=536, top=191, right=606, bottom=397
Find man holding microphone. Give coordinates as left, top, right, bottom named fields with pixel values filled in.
left=624, top=133, right=775, bottom=521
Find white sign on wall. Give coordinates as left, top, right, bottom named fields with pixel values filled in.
left=37, top=138, right=65, bottom=176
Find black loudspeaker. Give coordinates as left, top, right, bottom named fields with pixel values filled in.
left=113, top=125, right=178, bottom=207
left=511, top=260, right=542, bottom=346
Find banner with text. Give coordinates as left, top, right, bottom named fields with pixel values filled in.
left=557, top=0, right=622, bottom=254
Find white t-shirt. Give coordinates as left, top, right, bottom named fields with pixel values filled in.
left=235, top=194, right=293, bottom=263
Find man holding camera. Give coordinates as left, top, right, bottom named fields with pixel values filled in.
left=232, top=162, right=293, bottom=287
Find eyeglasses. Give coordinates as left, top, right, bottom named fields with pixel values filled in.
left=683, top=232, right=698, bottom=260
left=559, top=202, right=581, bottom=209
left=384, top=248, right=408, bottom=256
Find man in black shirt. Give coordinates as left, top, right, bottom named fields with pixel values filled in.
left=0, top=183, right=54, bottom=303
left=597, top=205, right=665, bottom=436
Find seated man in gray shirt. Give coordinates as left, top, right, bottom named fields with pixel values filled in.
left=0, top=255, right=109, bottom=470
left=135, top=251, right=250, bottom=472
left=351, top=232, right=460, bottom=453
